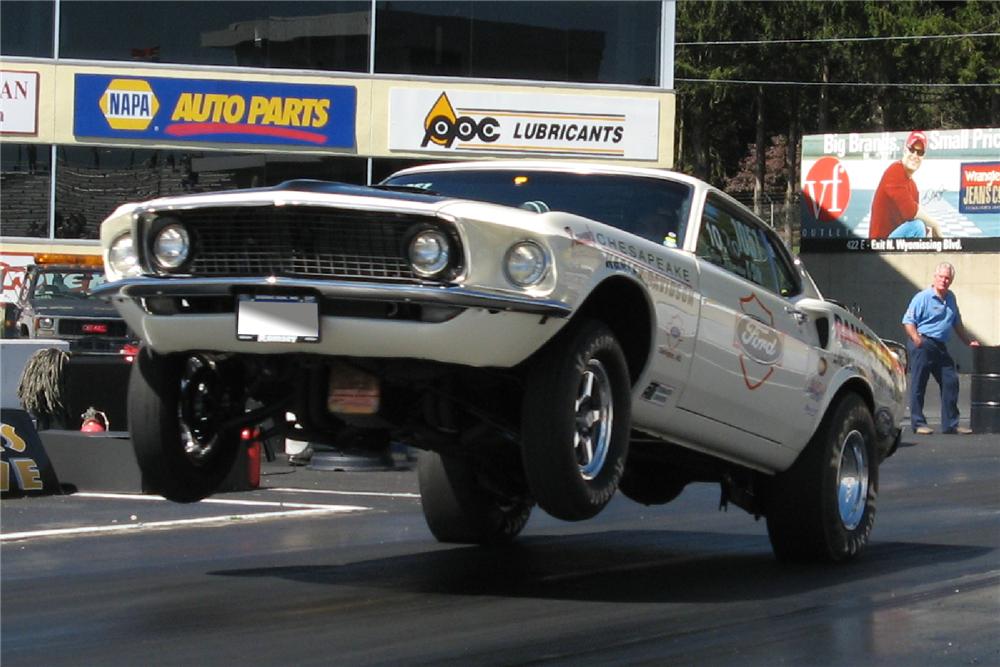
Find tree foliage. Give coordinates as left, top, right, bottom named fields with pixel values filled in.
left=673, top=0, right=1000, bottom=216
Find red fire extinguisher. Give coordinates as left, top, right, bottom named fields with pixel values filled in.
left=80, top=407, right=109, bottom=433
left=240, top=427, right=262, bottom=489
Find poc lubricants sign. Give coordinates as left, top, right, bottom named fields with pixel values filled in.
left=74, top=74, right=357, bottom=148
left=389, top=89, right=659, bottom=161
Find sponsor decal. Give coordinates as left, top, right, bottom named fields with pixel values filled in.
left=390, top=88, right=659, bottom=160
left=1, top=421, right=40, bottom=492
left=74, top=74, right=356, bottom=148
left=2, top=410, right=61, bottom=495
left=735, top=293, right=783, bottom=390
left=657, top=314, right=686, bottom=362
left=568, top=225, right=695, bottom=308
left=959, top=162, right=1000, bottom=214
left=641, top=382, right=674, bottom=406
left=0, top=70, right=39, bottom=135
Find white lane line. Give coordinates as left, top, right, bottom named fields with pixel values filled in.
left=1, top=493, right=370, bottom=542
left=267, top=487, right=420, bottom=499
left=73, top=491, right=365, bottom=510
left=1, top=507, right=366, bottom=542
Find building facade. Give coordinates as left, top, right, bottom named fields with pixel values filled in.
left=1, top=1, right=677, bottom=243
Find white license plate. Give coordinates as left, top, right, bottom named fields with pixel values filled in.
left=236, top=295, right=319, bottom=343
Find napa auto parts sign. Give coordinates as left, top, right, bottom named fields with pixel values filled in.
left=800, top=127, right=1000, bottom=253
left=389, top=89, right=659, bottom=160
left=73, top=74, right=356, bottom=148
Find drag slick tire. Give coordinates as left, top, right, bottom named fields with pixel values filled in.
left=129, top=347, right=241, bottom=503
left=521, top=319, right=631, bottom=521
left=418, top=451, right=532, bottom=544
left=765, top=393, right=879, bottom=562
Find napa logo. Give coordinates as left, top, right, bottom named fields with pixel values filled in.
left=99, top=79, right=159, bottom=131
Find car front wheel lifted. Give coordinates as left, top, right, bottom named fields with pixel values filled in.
left=521, top=319, right=631, bottom=521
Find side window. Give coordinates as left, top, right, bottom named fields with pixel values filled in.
left=697, top=196, right=799, bottom=296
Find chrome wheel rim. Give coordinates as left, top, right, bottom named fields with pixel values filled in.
left=575, top=358, right=613, bottom=480
left=837, top=429, right=869, bottom=530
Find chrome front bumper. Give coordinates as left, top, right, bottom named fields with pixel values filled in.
left=92, top=276, right=572, bottom=318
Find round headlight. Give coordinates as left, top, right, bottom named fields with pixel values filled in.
left=153, top=224, right=191, bottom=269
left=504, top=241, right=548, bottom=287
left=108, top=233, right=141, bottom=279
left=408, top=229, right=450, bottom=277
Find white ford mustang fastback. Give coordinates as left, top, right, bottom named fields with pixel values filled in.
left=95, top=160, right=906, bottom=562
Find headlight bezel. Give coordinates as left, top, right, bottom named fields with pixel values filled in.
left=504, top=240, right=550, bottom=288
left=107, top=232, right=142, bottom=281
left=407, top=225, right=457, bottom=279
left=144, top=216, right=194, bottom=274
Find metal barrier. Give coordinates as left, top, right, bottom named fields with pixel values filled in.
left=970, top=346, right=1000, bottom=434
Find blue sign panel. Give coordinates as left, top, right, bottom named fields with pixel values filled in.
left=74, top=74, right=356, bottom=149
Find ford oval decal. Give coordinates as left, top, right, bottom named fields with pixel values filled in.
left=736, top=316, right=783, bottom=366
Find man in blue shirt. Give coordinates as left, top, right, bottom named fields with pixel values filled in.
left=902, top=262, right=980, bottom=434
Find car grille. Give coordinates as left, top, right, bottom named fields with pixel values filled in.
left=151, top=207, right=443, bottom=281
left=57, top=319, right=129, bottom=337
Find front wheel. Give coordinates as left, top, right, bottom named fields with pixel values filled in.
left=521, top=319, right=631, bottom=521
left=129, top=347, right=241, bottom=503
left=417, top=451, right=532, bottom=544
left=765, top=393, right=879, bottom=562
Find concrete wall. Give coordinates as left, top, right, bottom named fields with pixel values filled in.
left=801, top=252, right=999, bottom=373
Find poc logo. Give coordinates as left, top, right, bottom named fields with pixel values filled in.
left=421, top=92, right=500, bottom=148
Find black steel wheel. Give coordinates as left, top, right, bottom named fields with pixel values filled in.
left=129, top=347, right=241, bottom=503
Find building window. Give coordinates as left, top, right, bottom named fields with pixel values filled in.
left=54, top=146, right=366, bottom=240
left=1, top=143, right=51, bottom=238
left=375, top=1, right=660, bottom=85
left=0, top=0, right=54, bottom=57
left=59, top=1, right=370, bottom=71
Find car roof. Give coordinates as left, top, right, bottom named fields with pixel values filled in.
left=387, top=160, right=710, bottom=190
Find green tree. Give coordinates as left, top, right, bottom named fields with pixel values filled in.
left=674, top=0, right=1000, bottom=246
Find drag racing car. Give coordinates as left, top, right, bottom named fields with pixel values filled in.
left=94, top=161, right=906, bottom=562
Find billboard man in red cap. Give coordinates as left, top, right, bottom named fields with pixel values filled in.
left=869, top=130, right=943, bottom=239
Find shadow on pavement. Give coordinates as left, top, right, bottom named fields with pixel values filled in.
left=212, top=528, right=990, bottom=605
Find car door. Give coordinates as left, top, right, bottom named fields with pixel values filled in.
left=677, top=193, right=817, bottom=447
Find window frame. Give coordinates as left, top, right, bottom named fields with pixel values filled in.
left=696, top=192, right=801, bottom=298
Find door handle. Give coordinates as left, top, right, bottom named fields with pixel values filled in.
left=784, top=306, right=808, bottom=324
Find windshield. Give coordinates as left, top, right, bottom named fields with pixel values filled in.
left=383, top=170, right=693, bottom=248
left=31, top=270, right=108, bottom=300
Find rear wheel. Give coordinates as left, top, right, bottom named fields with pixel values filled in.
left=765, top=393, right=878, bottom=562
left=521, top=319, right=631, bottom=521
left=418, top=451, right=532, bottom=544
left=129, top=347, right=241, bottom=502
